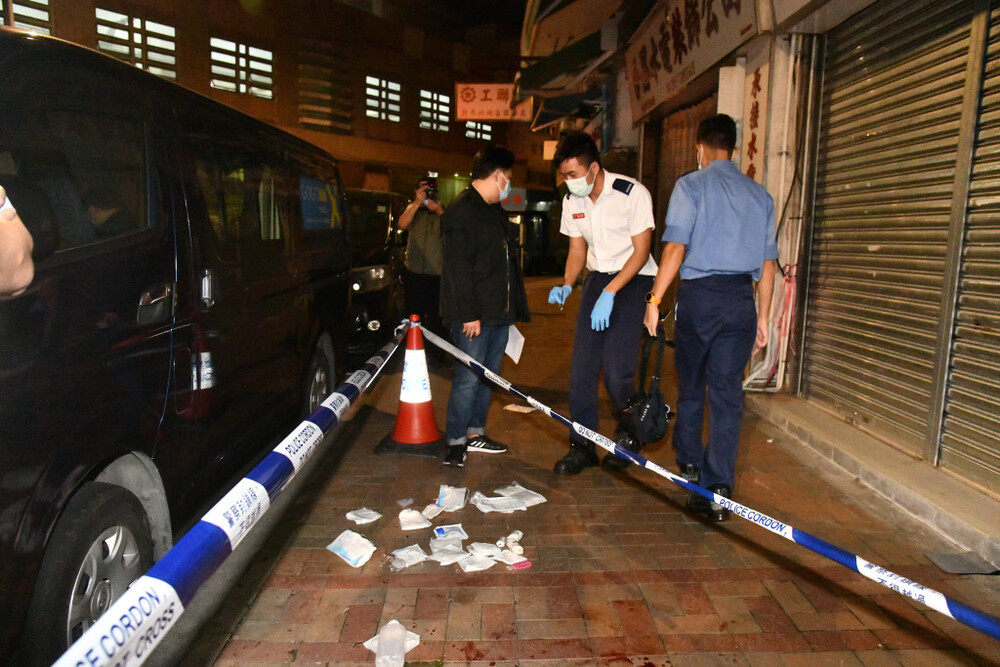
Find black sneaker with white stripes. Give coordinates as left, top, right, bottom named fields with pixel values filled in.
left=465, top=435, right=507, bottom=454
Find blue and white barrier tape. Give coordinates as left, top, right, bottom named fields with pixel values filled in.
left=54, top=325, right=409, bottom=667
left=419, top=324, right=1000, bottom=641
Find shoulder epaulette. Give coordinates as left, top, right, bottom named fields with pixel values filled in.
left=612, top=178, right=634, bottom=195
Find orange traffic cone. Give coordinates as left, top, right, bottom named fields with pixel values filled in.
left=375, top=315, right=448, bottom=457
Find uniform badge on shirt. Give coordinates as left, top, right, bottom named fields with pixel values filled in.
left=612, top=178, right=634, bottom=195
left=572, top=212, right=585, bottom=219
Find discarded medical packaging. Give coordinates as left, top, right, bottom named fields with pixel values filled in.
left=345, top=507, right=382, bottom=525
left=432, top=523, right=468, bottom=540
left=389, top=544, right=428, bottom=571
left=435, top=484, right=468, bottom=511
left=398, top=508, right=432, bottom=530
left=495, top=481, right=547, bottom=507
left=327, top=530, right=377, bottom=568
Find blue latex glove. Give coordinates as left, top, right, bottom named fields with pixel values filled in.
left=591, top=290, right=615, bottom=331
left=548, top=284, right=572, bottom=305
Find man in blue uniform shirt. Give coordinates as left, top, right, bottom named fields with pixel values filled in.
left=548, top=132, right=657, bottom=474
left=644, top=113, right=778, bottom=521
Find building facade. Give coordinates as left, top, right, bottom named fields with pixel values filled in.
left=609, top=0, right=1000, bottom=500
left=0, top=0, right=527, bottom=196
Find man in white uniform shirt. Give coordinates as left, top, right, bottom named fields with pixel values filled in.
left=547, top=132, right=658, bottom=474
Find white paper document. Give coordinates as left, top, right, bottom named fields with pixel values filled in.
left=505, top=325, right=524, bottom=363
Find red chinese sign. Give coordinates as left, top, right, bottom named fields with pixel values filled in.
left=625, top=0, right=757, bottom=122
left=740, top=42, right=769, bottom=184
left=455, top=84, right=533, bottom=121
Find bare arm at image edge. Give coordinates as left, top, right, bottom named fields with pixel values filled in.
left=753, top=259, right=778, bottom=354
left=0, top=186, right=35, bottom=296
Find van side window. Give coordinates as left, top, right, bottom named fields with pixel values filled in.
left=0, top=110, right=148, bottom=251
left=188, top=142, right=287, bottom=245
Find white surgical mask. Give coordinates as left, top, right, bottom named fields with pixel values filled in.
left=565, top=163, right=596, bottom=197
left=496, top=172, right=511, bottom=201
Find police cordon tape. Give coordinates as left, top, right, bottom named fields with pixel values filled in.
left=417, top=323, right=1000, bottom=642
left=54, top=324, right=410, bottom=667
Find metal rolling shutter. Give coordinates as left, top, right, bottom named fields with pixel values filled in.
left=940, top=6, right=1000, bottom=494
left=805, top=0, right=977, bottom=455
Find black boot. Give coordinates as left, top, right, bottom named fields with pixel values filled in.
left=554, top=444, right=599, bottom=475
left=679, top=464, right=700, bottom=484
left=686, top=484, right=731, bottom=522
left=602, top=429, right=643, bottom=471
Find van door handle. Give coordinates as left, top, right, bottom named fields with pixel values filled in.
left=137, top=282, right=174, bottom=325
left=200, top=269, right=216, bottom=309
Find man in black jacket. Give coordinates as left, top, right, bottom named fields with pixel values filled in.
left=440, top=146, right=529, bottom=467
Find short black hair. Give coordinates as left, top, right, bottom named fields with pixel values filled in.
left=696, top=114, right=737, bottom=153
left=471, top=145, right=514, bottom=180
left=552, top=132, right=601, bottom=169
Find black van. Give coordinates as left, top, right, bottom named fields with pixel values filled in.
left=344, top=188, right=406, bottom=355
left=0, top=28, right=350, bottom=664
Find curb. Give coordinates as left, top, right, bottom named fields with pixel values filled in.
left=746, top=394, right=1000, bottom=569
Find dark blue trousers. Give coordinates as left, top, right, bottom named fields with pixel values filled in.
left=569, top=271, right=653, bottom=451
left=672, top=274, right=756, bottom=490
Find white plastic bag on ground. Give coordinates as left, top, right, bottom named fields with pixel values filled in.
left=327, top=530, right=377, bottom=567
left=495, top=481, right=547, bottom=507
left=398, top=508, right=432, bottom=530
left=345, top=507, right=382, bottom=525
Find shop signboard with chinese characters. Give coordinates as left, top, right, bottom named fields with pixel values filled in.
left=741, top=41, right=769, bottom=184
left=625, top=0, right=757, bottom=122
left=455, top=83, right=533, bottom=121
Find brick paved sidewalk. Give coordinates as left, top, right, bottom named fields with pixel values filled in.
left=200, top=278, right=1000, bottom=666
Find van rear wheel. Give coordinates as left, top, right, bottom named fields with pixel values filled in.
left=23, top=482, right=153, bottom=666
left=304, top=342, right=335, bottom=415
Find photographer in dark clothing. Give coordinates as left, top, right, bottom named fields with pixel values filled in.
left=439, top=145, right=529, bottom=467
left=398, top=174, right=445, bottom=336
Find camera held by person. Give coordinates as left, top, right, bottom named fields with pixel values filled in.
left=423, top=172, right=439, bottom=202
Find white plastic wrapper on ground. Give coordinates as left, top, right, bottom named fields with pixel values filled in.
left=433, top=523, right=468, bottom=539
left=427, top=545, right=468, bottom=565
left=470, top=490, right=527, bottom=513
left=363, top=620, right=420, bottom=662
left=327, top=530, right=377, bottom=567
left=345, top=507, right=382, bottom=525
left=390, top=544, right=428, bottom=571
left=421, top=503, right=444, bottom=520
left=458, top=553, right=496, bottom=572
left=398, top=508, right=432, bottom=530
left=495, top=481, right=547, bottom=507
left=435, top=484, right=468, bottom=511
